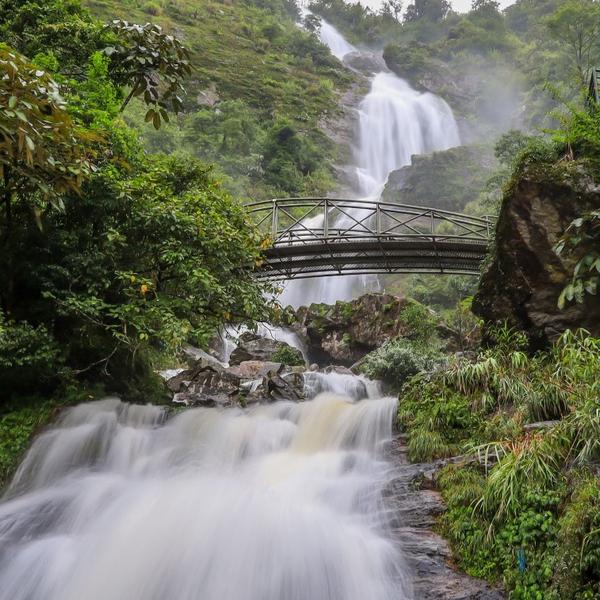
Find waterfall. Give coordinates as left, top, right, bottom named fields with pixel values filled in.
left=318, top=20, right=358, bottom=60
left=0, top=390, right=412, bottom=600
left=280, top=19, right=460, bottom=309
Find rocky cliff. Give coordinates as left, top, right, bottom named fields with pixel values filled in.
left=473, top=164, right=600, bottom=345
left=382, top=145, right=495, bottom=212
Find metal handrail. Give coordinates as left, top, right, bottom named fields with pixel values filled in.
left=247, top=198, right=495, bottom=245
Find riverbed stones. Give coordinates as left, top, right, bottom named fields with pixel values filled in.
left=165, top=357, right=305, bottom=407
left=385, top=437, right=505, bottom=600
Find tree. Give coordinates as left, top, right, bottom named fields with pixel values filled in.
left=546, top=0, right=600, bottom=85
left=0, top=0, right=103, bottom=75
left=0, top=47, right=96, bottom=314
left=404, top=0, right=451, bottom=22
left=472, top=0, right=500, bottom=11
left=381, top=0, right=403, bottom=21
left=102, top=20, right=192, bottom=127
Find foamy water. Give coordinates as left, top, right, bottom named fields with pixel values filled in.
left=0, top=383, right=412, bottom=599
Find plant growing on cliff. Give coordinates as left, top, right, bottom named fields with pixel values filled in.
left=556, top=210, right=600, bottom=308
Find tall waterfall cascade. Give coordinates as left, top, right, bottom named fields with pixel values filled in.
left=280, top=16, right=460, bottom=308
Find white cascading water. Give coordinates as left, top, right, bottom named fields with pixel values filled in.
left=0, top=391, right=412, bottom=599
left=280, top=18, right=460, bottom=308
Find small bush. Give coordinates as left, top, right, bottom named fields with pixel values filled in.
left=360, top=338, right=441, bottom=390
left=270, top=344, right=305, bottom=366
left=0, top=318, right=64, bottom=395
left=143, top=2, right=162, bottom=16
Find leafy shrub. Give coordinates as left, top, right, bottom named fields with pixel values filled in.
left=360, top=338, right=441, bottom=391
left=0, top=318, right=64, bottom=393
left=270, top=345, right=305, bottom=367
left=553, top=476, right=600, bottom=599
left=401, top=329, right=600, bottom=597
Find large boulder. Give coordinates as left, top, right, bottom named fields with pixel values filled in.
left=473, top=165, right=600, bottom=345
left=229, top=332, right=304, bottom=366
left=292, top=294, right=417, bottom=365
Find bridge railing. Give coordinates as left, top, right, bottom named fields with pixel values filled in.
left=247, top=198, right=494, bottom=246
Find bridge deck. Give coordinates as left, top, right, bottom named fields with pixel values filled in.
left=248, top=198, right=493, bottom=280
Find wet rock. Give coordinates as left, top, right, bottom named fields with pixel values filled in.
left=382, top=145, right=496, bottom=213
left=323, top=365, right=354, bottom=375
left=166, top=357, right=305, bottom=407
left=229, top=332, right=304, bottom=366
left=343, top=50, right=386, bottom=75
left=227, top=360, right=283, bottom=380
left=245, top=370, right=305, bottom=404
left=291, top=293, right=415, bottom=365
left=181, top=344, right=224, bottom=369
left=169, top=363, right=241, bottom=407
left=473, top=165, right=600, bottom=345
left=384, top=439, right=505, bottom=600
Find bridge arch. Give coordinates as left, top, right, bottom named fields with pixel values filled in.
left=248, top=198, right=494, bottom=280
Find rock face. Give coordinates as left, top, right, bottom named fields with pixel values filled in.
left=229, top=332, right=304, bottom=366
left=382, top=145, right=495, bottom=212
left=292, top=293, right=415, bottom=365
left=473, top=166, right=600, bottom=345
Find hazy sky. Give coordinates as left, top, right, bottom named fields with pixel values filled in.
left=359, top=0, right=516, bottom=12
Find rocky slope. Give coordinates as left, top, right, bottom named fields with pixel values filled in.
left=290, top=293, right=417, bottom=365
left=473, top=165, right=600, bottom=345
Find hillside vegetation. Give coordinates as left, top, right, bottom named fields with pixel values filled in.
left=85, top=0, right=355, bottom=199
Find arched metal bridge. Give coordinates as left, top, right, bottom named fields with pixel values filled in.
left=248, top=198, right=494, bottom=280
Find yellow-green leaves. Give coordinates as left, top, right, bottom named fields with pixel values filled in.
left=0, top=47, right=95, bottom=206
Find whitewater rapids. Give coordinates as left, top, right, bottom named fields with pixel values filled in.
left=0, top=387, right=412, bottom=600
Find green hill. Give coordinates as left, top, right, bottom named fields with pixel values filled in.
left=85, top=0, right=355, bottom=199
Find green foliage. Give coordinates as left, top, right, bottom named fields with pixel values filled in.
left=0, top=317, right=63, bottom=392
left=0, top=386, right=102, bottom=490
left=88, top=0, right=352, bottom=200
left=546, top=0, right=600, bottom=84
left=270, top=344, right=305, bottom=366
left=102, top=19, right=192, bottom=125
left=261, top=119, right=329, bottom=195
left=401, top=328, right=600, bottom=597
left=361, top=338, right=441, bottom=393
left=553, top=476, right=600, bottom=599
left=0, top=47, right=95, bottom=203
left=0, top=0, right=104, bottom=71
left=0, top=1, right=273, bottom=400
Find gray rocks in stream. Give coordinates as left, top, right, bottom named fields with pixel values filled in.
left=229, top=332, right=304, bottom=366
left=165, top=357, right=305, bottom=407
left=385, top=436, right=505, bottom=600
